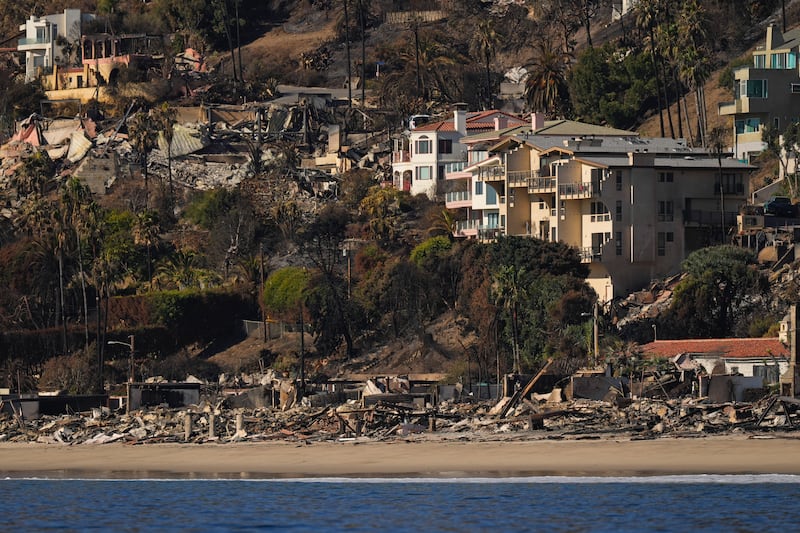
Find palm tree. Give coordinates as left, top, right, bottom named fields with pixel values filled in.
left=524, top=36, right=571, bottom=117
left=492, top=265, right=526, bottom=374
left=427, top=208, right=459, bottom=240
left=708, top=126, right=728, bottom=239
left=396, top=32, right=459, bottom=102
left=61, top=177, right=96, bottom=350
left=677, top=0, right=712, bottom=147
left=470, top=19, right=499, bottom=109
left=153, top=103, right=178, bottom=194
left=127, top=111, right=158, bottom=195
left=132, top=209, right=161, bottom=289
left=635, top=0, right=666, bottom=137
left=156, top=249, right=201, bottom=290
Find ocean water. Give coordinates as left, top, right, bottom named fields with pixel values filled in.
left=2, top=476, right=799, bottom=532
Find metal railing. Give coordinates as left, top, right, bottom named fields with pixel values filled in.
left=19, top=37, right=51, bottom=46
left=392, top=150, right=410, bottom=163
left=478, top=226, right=504, bottom=241
left=444, top=161, right=467, bottom=174
left=559, top=182, right=595, bottom=198
left=456, top=220, right=480, bottom=233
left=445, top=191, right=471, bottom=203
left=527, top=176, right=557, bottom=192
left=579, top=246, right=604, bottom=263
left=507, top=170, right=537, bottom=187
left=475, top=165, right=505, bottom=181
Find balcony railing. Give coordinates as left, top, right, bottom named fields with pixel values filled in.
left=683, top=210, right=738, bottom=226
left=445, top=191, right=472, bottom=204
left=392, top=150, right=410, bottom=163
left=18, top=37, right=51, bottom=46
left=444, top=161, right=467, bottom=174
left=507, top=170, right=538, bottom=187
left=559, top=182, right=595, bottom=198
left=456, top=219, right=480, bottom=233
left=478, top=226, right=504, bottom=241
left=579, top=246, right=604, bottom=263
left=528, top=176, right=557, bottom=192
left=475, top=165, right=505, bottom=181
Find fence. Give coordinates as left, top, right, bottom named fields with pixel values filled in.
left=242, top=320, right=308, bottom=340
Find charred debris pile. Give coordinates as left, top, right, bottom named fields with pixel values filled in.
left=2, top=366, right=799, bottom=445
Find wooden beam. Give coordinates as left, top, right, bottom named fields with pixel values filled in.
left=500, top=358, right=554, bottom=418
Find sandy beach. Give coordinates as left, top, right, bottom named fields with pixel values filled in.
left=2, top=435, right=800, bottom=478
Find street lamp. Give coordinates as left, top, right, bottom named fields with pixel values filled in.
left=108, top=334, right=135, bottom=383
left=582, top=303, right=600, bottom=367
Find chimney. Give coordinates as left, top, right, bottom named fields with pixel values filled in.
left=454, top=108, right=467, bottom=136
left=494, top=116, right=508, bottom=131
left=766, top=24, right=780, bottom=50
left=531, top=112, right=545, bottom=132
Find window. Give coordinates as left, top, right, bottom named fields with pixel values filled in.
left=771, top=52, right=786, bottom=69
left=735, top=118, right=761, bottom=134
left=792, top=83, right=800, bottom=94
left=475, top=181, right=483, bottom=195
left=469, top=150, right=488, bottom=164
left=486, top=184, right=497, bottom=205
left=415, top=136, right=432, bottom=154
left=666, top=232, right=674, bottom=242
left=438, top=139, right=453, bottom=154
left=616, top=200, right=622, bottom=221
left=487, top=213, right=499, bottom=228
left=615, top=171, right=623, bottom=191
left=658, top=171, right=674, bottom=183
left=615, top=231, right=623, bottom=256
left=774, top=117, right=780, bottom=129
left=754, top=54, right=766, bottom=68
left=718, top=173, right=744, bottom=195
left=657, top=232, right=666, bottom=256
left=741, top=79, right=767, bottom=98
left=658, top=201, right=674, bottom=222
left=590, top=201, right=610, bottom=222
left=417, top=166, right=432, bottom=180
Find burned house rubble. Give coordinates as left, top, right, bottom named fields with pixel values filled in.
left=0, top=86, right=392, bottom=228
left=3, top=358, right=800, bottom=445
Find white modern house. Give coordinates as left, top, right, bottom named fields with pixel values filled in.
left=718, top=24, right=800, bottom=162
left=391, top=109, right=527, bottom=200
left=18, top=9, right=88, bottom=82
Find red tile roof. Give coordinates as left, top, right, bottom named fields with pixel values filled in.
left=640, top=338, right=789, bottom=359
left=413, top=111, right=527, bottom=132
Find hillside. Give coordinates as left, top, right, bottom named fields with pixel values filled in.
left=3, top=0, right=800, bottom=392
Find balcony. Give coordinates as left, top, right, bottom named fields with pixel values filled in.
left=478, top=226, right=504, bottom=241
left=683, top=210, right=738, bottom=226
left=507, top=170, right=538, bottom=188
left=474, top=165, right=505, bottom=182
left=392, top=150, right=410, bottom=163
left=559, top=182, right=595, bottom=199
left=718, top=101, right=738, bottom=115
left=18, top=37, right=51, bottom=47
left=445, top=190, right=472, bottom=208
left=528, top=176, right=557, bottom=193
left=455, top=219, right=480, bottom=236
left=579, top=246, right=604, bottom=263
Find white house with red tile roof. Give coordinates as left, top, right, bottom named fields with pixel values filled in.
left=640, top=338, right=789, bottom=383
left=391, top=109, right=527, bottom=199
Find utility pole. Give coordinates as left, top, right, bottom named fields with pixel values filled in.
left=108, top=335, right=135, bottom=383
left=344, top=0, right=352, bottom=107
left=593, top=301, right=600, bottom=366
